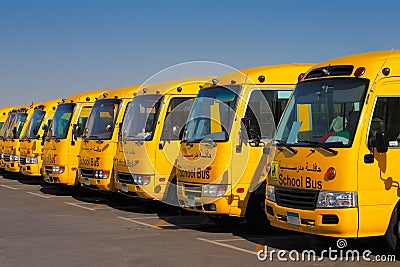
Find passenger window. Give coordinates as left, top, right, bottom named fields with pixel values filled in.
left=161, top=98, right=194, bottom=140
left=242, top=89, right=291, bottom=141
left=77, top=106, right=92, bottom=137
left=368, top=97, right=400, bottom=148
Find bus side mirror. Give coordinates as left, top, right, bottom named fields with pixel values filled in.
left=71, top=124, right=80, bottom=145
left=74, top=124, right=81, bottom=140
left=375, top=132, right=388, bottom=153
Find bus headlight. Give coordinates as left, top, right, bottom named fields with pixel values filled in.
left=316, top=191, right=357, bottom=208
left=52, top=166, right=65, bottom=174
left=94, top=170, right=110, bottom=179
left=26, top=157, right=38, bottom=164
left=11, top=155, right=20, bottom=162
left=132, top=174, right=151, bottom=185
left=203, top=184, right=228, bottom=197
left=267, top=185, right=276, bottom=202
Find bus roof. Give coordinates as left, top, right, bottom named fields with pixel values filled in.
left=97, top=85, right=141, bottom=101
left=34, top=99, right=62, bottom=112
left=0, top=106, right=16, bottom=117
left=134, top=77, right=211, bottom=97
left=62, top=89, right=108, bottom=104
left=208, top=64, right=315, bottom=86
left=301, top=50, right=400, bottom=82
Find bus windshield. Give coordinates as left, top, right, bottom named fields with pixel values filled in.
left=23, top=110, right=46, bottom=139
left=124, top=95, right=162, bottom=141
left=275, top=78, right=369, bottom=147
left=85, top=99, right=121, bottom=140
left=51, top=103, right=75, bottom=139
left=1, top=113, right=16, bottom=138
left=7, top=112, right=28, bottom=139
left=184, top=85, right=239, bottom=142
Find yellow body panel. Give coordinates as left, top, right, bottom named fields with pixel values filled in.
left=4, top=105, right=36, bottom=172
left=19, top=99, right=60, bottom=176
left=176, top=64, right=314, bottom=217
left=266, top=50, right=400, bottom=238
left=42, top=90, right=107, bottom=186
left=0, top=107, right=17, bottom=169
left=77, top=86, right=139, bottom=192
left=115, top=78, right=209, bottom=201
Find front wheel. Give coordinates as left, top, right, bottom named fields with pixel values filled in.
left=245, top=186, right=271, bottom=232
left=385, top=205, right=400, bottom=254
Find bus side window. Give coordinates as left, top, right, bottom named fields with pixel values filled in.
left=368, top=97, right=400, bottom=148
left=77, top=106, right=92, bottom=138
left=161, top=98, right=193, bottom=140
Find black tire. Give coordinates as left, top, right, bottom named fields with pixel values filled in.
left=385, top=205, right=400, bottom=254
left=208, top=214, right=243, bottom=227
left=245, top=193, right=271, bottom=232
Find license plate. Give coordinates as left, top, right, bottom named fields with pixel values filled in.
left=121, top=183, right=128, bottom=193
left=84, top=177, right=90, bottom=186
left=187, top=195, right=195, bottom=207
left=287, top=211, right=300, bottom=226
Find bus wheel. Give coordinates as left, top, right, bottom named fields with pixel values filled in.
left=385, top=205, right=400, bottom=254
left=207, top=214, right=243, bottom=227
left=245, top=194, right=271, bottom=232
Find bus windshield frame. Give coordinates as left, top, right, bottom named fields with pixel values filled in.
left=183, top=85, right=240, bottom=143
left=22, top=109, right=46, bottom=139
left=50, top=103, right=75, bottom=139
left=124, top=95, right=163, bottom=141
left=275, top=77, right=369, bottom=148
left=85, top=99, right=121, bottom=140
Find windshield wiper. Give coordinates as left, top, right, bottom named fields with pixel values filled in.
left=275, top=139, right=298, bottom=154
left=297, top=140, right=338, bottom=155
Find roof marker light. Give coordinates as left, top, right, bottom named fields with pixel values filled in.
left=258, top=75, right=265, bottom=83
left=298, top=73, right=305, bottom=82
left=354, top=67, right=366, bottom=77
left=86, top=97, right=91, bottom=101
left=382, top=67, right=390, bottom=76
left=177, top=87, right=182, bottom=93
left=212, top=79, right=218, bottom=86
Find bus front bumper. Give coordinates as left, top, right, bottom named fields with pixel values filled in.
left=265, top=200, right=359, bottom=238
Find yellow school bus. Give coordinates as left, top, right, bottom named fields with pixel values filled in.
left=114, top=78, right=208, bottom=203
left=0, top=107, right=16, bottom=169
left=266, top=50, right=400, bottom=251
left=77, top=86, right=139, bottom=191
left=43, top=90, right=107, bottom=186
left=3, top=104, right=36, bottom=172
left=176, top=64, right=314, bottom=227
left=20, top=99, right=60, bottom=176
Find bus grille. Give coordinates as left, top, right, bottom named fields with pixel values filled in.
left=275, top=186, right=319, bottom=210
left=4, top=155, right=11, bottom=162
left=183, top=183, right=202, bottom=198
left=117, top=173, right=133, bottom=184
left=80, top=168, right=95, bottom=178
left=20, top=157, right=27, bottom=165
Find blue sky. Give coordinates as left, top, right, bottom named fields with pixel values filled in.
left=1, top=0, right=399, bottom=106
